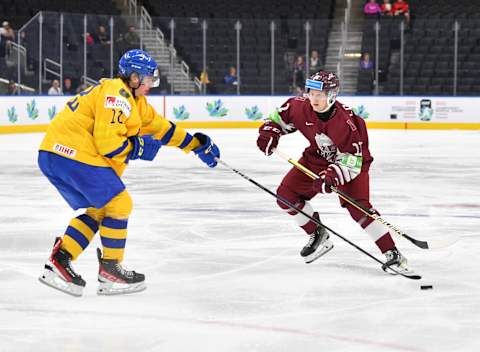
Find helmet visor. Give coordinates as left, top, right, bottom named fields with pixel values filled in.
left=141, top=69, right=160, bottom=88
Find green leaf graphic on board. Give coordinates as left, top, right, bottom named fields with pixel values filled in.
left=352, top=105, right=369, bottom=119
left=245, top=105, right=263, bottom=120
left=26, top=99, right=39, bottom=120
left=173, top=105, right=190, bottom=120
left=48, top=106, right=57, bottom=120
left=206, top=99, right=228, bottom=118
left=8, top=107, right=18, bottom=123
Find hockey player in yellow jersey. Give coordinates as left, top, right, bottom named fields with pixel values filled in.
left=38, top=49, right=220, bottom=296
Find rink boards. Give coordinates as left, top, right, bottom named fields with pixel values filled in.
left=1, top=95, right=480, bottom=133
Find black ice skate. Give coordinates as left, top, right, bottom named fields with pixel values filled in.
left=382, top=248, right=412, bottom=275
left=38, top=237, right=86, bottom=297
left=300, top=214, right=334, bottom=264
left=96, top=248, right=146, bottom=295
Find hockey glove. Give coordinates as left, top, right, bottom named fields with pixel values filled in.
left=257, top=122, right=282, bottom=156
left=129, top=135, right=162, bottom=161
left=312, top=168, right=339, bottom=194
left=193, top=133, right=220, bottom=168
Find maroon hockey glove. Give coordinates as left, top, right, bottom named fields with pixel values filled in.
left=257, top=122, right=282, bottom=156
left=312, top=168, right=339, bottom=194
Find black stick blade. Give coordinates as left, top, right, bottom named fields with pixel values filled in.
left=404, top=234, right=429, bottom=249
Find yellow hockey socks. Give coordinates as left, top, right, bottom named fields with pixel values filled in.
left=61, top=214, right=99, bottom=260
left=100, top=217, right=128, bottom=262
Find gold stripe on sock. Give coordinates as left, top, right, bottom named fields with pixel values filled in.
left=61, top=235, right=83, bottom=260
left=99, top=226, right=127, bottom=240
left=70, top=218, right=96, bottom=241
left=102, top=247, right=125, bottom=262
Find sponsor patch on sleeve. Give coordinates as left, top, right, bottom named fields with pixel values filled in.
left=104, top=95, right=131, bottom=117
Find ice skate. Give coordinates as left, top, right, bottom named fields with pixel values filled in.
left=300, top=216, right=334, bottom=263
left=38, top=237, right=86, bottom=297
left=382, top=248, right=413, bottom=275
left=96, top=248, right=146, bottom=295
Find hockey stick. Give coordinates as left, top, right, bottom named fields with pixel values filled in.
left=216, top=158, right=421, bottom=280
left=273, top=148, right=447, bottom=250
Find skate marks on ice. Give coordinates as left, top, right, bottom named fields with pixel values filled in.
left=1, top=132, right=480, bottom=351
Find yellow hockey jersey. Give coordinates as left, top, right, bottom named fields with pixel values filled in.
left=39, top=78, right=200, bottom=175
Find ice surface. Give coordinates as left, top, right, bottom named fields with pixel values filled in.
left=0, top=129, right=479, bottom=352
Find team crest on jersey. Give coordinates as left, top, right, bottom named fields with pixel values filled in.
left=315, top=133, right=337, bottom=162
left=104, top=95, right=131, bottom=117
left=119, top=88, right=131, bottom=99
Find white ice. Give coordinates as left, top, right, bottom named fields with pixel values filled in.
left=0, top=129, right=479, bottom=352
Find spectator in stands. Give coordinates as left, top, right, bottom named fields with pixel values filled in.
left=360, top=52, right=374, bottom=70
left=392, top=0, right=410, bottom=23
left=0, top=33, right=7, bottom=76
left=283, top=50, right=296, bottom=74
left=7, top=80, right=18, bottom=95
left=381, top=0, right=394, bottom=16
left=200, top=68, right=214, bottom=94
left=0, top=22, right=6, bottom=37
left=123, top=26, right=140, bottom=49
left=309, top=49, right=322, bottom=75
left=95, top=25, right=110, bottom=45
left=0, top=21, right=14, bottom=63
left=63, top=78, right=75, bottom=95
left=363, top=0, right=382, bottom=17
left=82, top=32, right=94, bottom=46
left=48, top=79, right=63, bottom=95
left=224, top=66, right=238, bottom=86
left=1, top=21, right=15, bottom=42
left=292, top=55, right=305, bottom=92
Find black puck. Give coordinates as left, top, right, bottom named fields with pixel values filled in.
left=420, top=285, right=433, bottom=290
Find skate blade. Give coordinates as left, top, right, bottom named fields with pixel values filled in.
left=97, top=281, right=146, bottom=296
left=38, top=269, right=83, bottom=297
left=382, top=264, right=415, bottom=276
left=304, top=241, right=334, bottom=264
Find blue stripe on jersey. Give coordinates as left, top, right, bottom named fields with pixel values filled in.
left=104, top=140, right=129, bottom=158
left=65, top=226, right=90, bottom=249
left=102, top=217, right=128, bottom=229
left=305, top=79, right=324, bottom=90
left=101, top=237, right=127, bottom=249
left=178, top=133, right=193, bottom=149
left=160, top=122, right=176, bottom=145
left=77, top=214, right=99, bottom=233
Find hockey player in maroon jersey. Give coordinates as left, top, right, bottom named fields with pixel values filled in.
left=256, top=71, right=410, bottom=273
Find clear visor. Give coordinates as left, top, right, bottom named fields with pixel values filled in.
left=141, top=69, right=160, bottom=88
left=307, top=89, right=328, bottom=99
left=307, top=88, right=338, bottom=112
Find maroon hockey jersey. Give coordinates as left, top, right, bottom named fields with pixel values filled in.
left=270, top=96, right=373, bottom=182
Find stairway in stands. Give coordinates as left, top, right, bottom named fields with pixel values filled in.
left=324, top=0, right=365, bottom=94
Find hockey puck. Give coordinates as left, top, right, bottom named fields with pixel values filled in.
left=420, top=285, right=433, bottom=290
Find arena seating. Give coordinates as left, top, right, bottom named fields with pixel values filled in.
left=4, top=0, right=334, bottom=94
left=142, top=0, right=335, bottom=94
left=2, top=0, right=121, bottom=31
left=2, top=0, right=125, bottom=92
left=359, top=0, right=480, bottom=96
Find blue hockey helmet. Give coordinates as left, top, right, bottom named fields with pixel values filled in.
left=118, top=49, right=159, bottom=87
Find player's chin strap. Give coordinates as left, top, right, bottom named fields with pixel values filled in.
left=273, top=148, right=458, bottom=250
